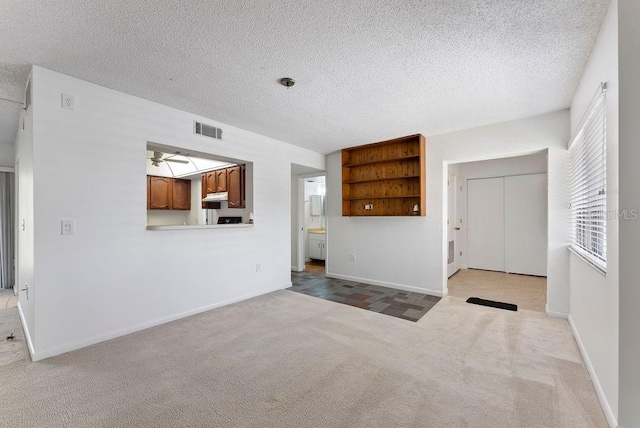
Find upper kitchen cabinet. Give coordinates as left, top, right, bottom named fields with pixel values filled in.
left=148, top=176, right=172, bottom=210
left=342, top=134, right=426, bottom=216
left=171, top=178, right=191, bottom=210
left=147, top=176, right=191, bottom=210
left=215, top=168, right=227, bottom=193
left=227, top=165, right=245, bottom=208
left=205, top=172, right=216, bottom=194
left=201, top=173, right=221, bottom=209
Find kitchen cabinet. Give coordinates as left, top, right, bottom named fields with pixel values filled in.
left=205, top=172, right=216, bottom=194
left=342, top=134, right=426, bottom=216
left=147, top=175, right=191, bottom=210
left=148, top=176, right=172, bottom=210
left=227, top=165, right=244, bottom=208
left=215, top=168, right=227, bottom=192
left=200, top=165, right=246, bottom=209
left=308, top=233, right=326, bottom=260
left=201, top=173, right=221, bottom=209
left=172, top=178, right=191, bottom=210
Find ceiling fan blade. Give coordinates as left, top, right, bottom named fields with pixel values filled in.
left=164, top=158, right=189, bottom=164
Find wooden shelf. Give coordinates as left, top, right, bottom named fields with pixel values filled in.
left=343, top=155, right=420, bottom=168
left=342, top=134, right=426, bottom=217
left=343, top=175, right=420, bottom=184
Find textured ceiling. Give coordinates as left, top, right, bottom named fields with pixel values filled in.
left=0, top=0, right=609, bottom=153
left=0, top=64, right=30, bottom=145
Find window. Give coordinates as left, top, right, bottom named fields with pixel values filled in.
left=569, top=83, right=607, bottom=271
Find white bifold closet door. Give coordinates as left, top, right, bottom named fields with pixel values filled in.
left=467, top=177, right=505, bottom=272
left=467, top=174, right=547, bottom=276
left=504, top=174, right=547, bottom=276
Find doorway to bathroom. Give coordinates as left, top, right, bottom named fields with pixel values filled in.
left=303, top=176, right=326, bottom=274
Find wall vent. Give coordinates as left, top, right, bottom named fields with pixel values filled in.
left=194, top=121, right=222, bottom=140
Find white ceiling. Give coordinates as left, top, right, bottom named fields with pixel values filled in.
left=146, top=149, right=234, bottom=178
left=0, top=64, right=30, bottom=145
left=0, top=0, right=609, bottom=153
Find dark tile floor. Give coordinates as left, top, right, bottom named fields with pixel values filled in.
left=289, top=271, right=441, bottom=322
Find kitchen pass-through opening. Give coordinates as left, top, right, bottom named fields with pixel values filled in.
left=146, top=142, right=253, bottom=228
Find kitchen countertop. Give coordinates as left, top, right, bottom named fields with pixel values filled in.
left=147, top=224, right=254, bottom=231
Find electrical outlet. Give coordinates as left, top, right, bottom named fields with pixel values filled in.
left=364, top=204, right=373, bottom=210
left=61, top=93, right=74, bottom=110
left=350, top=253, right=356, bottom=261
left=61, top=220, right=75, bottom=235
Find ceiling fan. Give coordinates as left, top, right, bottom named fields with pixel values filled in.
left=148, top=151, right=189, bottom=167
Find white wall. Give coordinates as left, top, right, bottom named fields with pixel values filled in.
left=0, top=142, right=15, bottom=168
left=146, top=210, right=189, bottom=226
left=15, top=73, right=35, bottom=355
left=451, top=152, right=548, bottom=269
left=191, top=176, right=204, bottom=225
left=327, top=110, right=569, bottom=307
left=567, top=1, right=619, bottom=426
left=24, top=67, right=324, bottom=360
left=453, top=152, right=547, bottom=179
left=618, top=0, right=640, bottom=426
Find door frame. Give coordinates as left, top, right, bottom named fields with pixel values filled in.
left=293, top=172, right=327, bottom=272
left=447, top=172, right=460, bottom=277
left=443, top=149, right=550, bottom=299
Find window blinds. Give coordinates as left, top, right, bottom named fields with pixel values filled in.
left=569, top=83, right=607, bottom=270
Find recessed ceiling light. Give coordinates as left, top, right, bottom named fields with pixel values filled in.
left=279, top=77, right=295, bottom=87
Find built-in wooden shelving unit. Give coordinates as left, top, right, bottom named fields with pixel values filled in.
left=342, top=134, right=426, bottom=216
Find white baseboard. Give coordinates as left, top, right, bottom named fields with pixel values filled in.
left=31, top=283, right=290, bottom=362
left=325, top=272, right=445, bottom=297
left=568, top=315, right=617, bottom=428
left=17, top=302, right=35, bottom=360
left=545, top=304, right=569, bottom=319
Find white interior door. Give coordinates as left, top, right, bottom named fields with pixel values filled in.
left=447, top=172, right=459, bottom=277
left=504, top=174, right=547, bottom=276
left=467, top=177, right=505, bottom=272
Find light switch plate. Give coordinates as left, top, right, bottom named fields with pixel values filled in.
left=61, top=220, right=75, bottom=235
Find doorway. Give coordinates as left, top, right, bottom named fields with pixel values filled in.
left=290, top=164, right=327, bottom=275
left=302, top=176, right=326, bottom=274
left=446, top=153, right=548, bottom=312
left=447, top=172, right=459, bottom=278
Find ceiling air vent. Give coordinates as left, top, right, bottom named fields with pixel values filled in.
left=194, top=121, right=222, bottom=140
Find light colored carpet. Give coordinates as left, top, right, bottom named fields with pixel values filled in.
left=448, top=269, right=547, bottom=313
left=0, top=288, right=18, bottom=311
left=0, top=290, right=606, bottom=427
